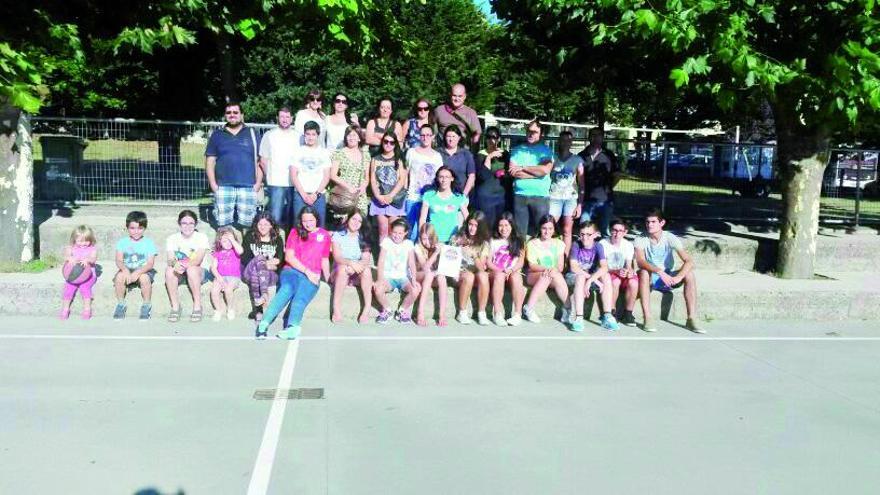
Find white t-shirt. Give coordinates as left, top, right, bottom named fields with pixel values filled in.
left=599, top=238, right=635, bottom=271
left=292, top=146, right=331, bottom=193
left=380, top=237, right=414, bottom=280
left=324, top=118, right=349, bottom=150
left=406, top=147, right=444, bottom=201
left=293, top=110, right=326, bottom=148
left=166, top=231, right=211, bottom=268
left=259, top=127, right=298, bottom=187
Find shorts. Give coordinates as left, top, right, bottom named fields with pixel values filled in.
left=214, top=185, right=257, bottom=227
left=565, top=272, right=603, bottom=292
left=170, top=267, right=213, bottom=286
left=609, top=270, right=637, bottom=283
left=386, top=277, right=408, bottom=292
left=332, top=266, right=361, bottom=287
left=217, top=275, right=241, bottom=287
left=548, top=198, right=578, bottom=218
left=370, top=199, right=407, bottom=217
left=121, top=268, right=156, bottom=288
left=650, top=270, right=683, bottom=293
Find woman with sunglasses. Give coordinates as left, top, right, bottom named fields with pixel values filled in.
left=325, top=92, right=359, bottom=150
left=365, top=98, right=404, bottom=156
left=293, top=88, right=327, bottom=148
left=369, top=131, right=408, bottom=242
left=476, top=126, right=510, bottom=228
left=403, top=98, right=435, bottom=150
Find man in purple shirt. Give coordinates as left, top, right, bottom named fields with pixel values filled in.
left=434, top=83, right=482, bottom=148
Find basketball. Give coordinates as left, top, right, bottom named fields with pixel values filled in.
left=62, top=262, right=91, bottom=285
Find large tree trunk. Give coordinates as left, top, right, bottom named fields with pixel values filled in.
left=0, top=106, right=35, bottom=263
left=773, top=101, right=830, bottom=279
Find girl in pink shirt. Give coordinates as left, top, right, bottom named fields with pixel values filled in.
left=256, top=206, right=331, bottom=339
left=60, top=225, right=98, bottom=320
left=210, top=226, right=244, bottom=321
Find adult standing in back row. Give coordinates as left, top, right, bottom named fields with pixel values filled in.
left=206, top=101, right=263, bottom=228
left=578, top=127, right=620, bottom=236
left=259, top=106, right=298, bottom=228
left=434, top=83, right=482, bottom=149
left=293, top=89, right=326, bottom=148
left=509, top=119, right=553, bottom=237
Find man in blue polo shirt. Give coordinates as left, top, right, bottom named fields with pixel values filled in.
left=509, top=119, right=554, bottom=237
left=205, top=101, right=264, bottom=228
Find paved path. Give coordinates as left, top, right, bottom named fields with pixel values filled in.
left=1, top=317, right=879, bottom=494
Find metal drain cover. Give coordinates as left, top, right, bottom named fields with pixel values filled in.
left=253, top=388, right=325, bottom=400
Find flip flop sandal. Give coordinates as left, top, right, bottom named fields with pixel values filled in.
left=167, top=309, right=181, bottom=323
left=190, top=309, right=203, bottom=322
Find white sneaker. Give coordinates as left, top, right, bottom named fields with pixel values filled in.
left=456, top=311, right=473, bottom=325
left=523, top=307, right=541, bottom=324
left=494, top=313, right=509, bottom=326
left=507, top=314, right=523, bottom=326
left=227, top=308, right=236, bottom=320
left=476, top=311, right=490, bottom=326
left=212, top=311, right=223, bottom=322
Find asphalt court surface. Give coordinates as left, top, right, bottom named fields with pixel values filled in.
left=1, top=317, right=879, bottom=494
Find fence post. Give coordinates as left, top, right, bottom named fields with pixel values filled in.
left=854, top=151, right=862, bottom=228
left=661, top=140, right=668, bottom=212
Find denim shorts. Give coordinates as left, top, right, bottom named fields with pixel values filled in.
left=565, top=272, right=603, bottom=292
left=549, top=198, right=578, bottom=218
left=387, top=277, right=408, bottom=292
left=650, top=270, right=682, bottom=293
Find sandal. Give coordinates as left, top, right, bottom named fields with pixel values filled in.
left=167, top=309, right=181, bottom=323
left=190, top=308, right=203, bottom=322
left=416, top=315, right=427, bottom=327
left=437, top=318, right=448, bottom=327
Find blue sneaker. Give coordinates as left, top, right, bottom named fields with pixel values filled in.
left=570, top=319, right=585, bottom=332
left=255, top=322, right=268, bottom=340
left=276, top=325, right=301, bottom=340
left=600, top=313, right=619, bottom=331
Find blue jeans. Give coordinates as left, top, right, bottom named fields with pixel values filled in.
left=262, top=268, right=320, bottom=328
left=405, top=200, right=422, bottom=241
left=580, top=200, right=614, bottom=236
left=266, top=186, right=295, bottom=227
left=292, top=190, right=327, bottom=227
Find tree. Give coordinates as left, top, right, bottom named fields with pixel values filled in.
left=530, top=0, right=880, bottom=278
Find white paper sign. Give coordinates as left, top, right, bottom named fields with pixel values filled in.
left=437, top=245, right=463, bottom=280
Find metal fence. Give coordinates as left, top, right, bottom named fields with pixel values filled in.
left=30, top=117, right=880, bottom=226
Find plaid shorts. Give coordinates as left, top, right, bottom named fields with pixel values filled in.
left=214, top=186, right=257, bottom=227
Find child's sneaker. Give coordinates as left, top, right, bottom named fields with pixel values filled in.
left=397, top=310, right=413, bottom=324
left=570, top=318, right=585, bottom=333
left=686, top=318, right=706, bottom=334
left=600, top=313, right=619, bottom=331
left=476, top=311, right=490, bottom=326
left=642, top=316, right=657, bottom=332
left=494, top=312, right=508, bottom=327
left=212, top=311, right=223, bottom=322
left=507, top=314, right=523, bottom=326
left=620, top=311, right=637, bottom=327
left=523, top=306, right=541, bottom=324
left=81, top=309, right=92, bottom=320
left=227, top=308, right=236, bottom=321
left=456, top=311, right=473, bottom=325
left=112, top=303, right=126, bottom=320
left=376, top=310, right=392, bottom=324
left=276, top=325, right=301, bottom=340
left=255, top=322, right=268, bottom=340
left=139, top=303, right=152, bottom=321
left=560, top=307, right=571, bottom=325
left=59, top=308, right=70, bottom=320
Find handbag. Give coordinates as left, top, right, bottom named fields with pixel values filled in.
left=328, top=185, right=359, bottom=210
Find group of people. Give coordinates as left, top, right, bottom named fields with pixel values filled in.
left=56, top=82, right=705, bottom=338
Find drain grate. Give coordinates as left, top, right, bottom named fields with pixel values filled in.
left=253, top=388, right=325, bottom=400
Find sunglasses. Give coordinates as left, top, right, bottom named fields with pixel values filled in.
left=308, top=96, right=322, bottom=102
left=417, top=106, right=430, bottom=111
left=487, top=134, right=500, bottom=139
left=382, top=139, right=396, bottom=145
left=334, top=98, right=347, bottom=104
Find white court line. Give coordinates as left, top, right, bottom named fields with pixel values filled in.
left=247, top=339, right=300, bottom=495
left=1, top=334, right=880, bottom=342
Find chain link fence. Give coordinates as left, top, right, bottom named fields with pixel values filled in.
left=31, top=116, right=880, bottom=225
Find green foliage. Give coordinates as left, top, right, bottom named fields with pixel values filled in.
left=590, top=0, right=880, bottom=130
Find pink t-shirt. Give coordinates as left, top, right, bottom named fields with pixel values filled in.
left=285, top=228, right=331, bottom=274
left=214, top=248, right=242, bottom=277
